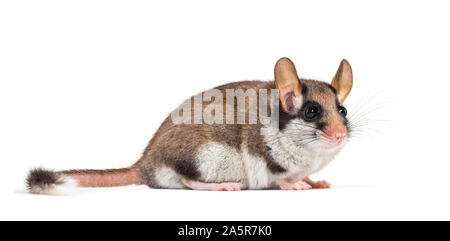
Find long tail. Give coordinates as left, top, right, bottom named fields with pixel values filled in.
left=26, top=166, right=141, bottom=195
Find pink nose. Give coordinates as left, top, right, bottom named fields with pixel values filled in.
left=330, top=132, right=346, bottom=143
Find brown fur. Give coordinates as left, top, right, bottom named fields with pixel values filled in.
left=26, top=58, right=352, bottom=191
left=135, top=80, right=276, bottom=187
left=134, top=78, right=343, bottom=188
left=26, top=79, right=343, bottom=190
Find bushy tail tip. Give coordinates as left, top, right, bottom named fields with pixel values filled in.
left=26, top=168, right=78, bottom=195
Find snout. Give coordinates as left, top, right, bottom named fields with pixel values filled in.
left=329, top=132, right=346, bottom=145
left=324, top=124, right=347, bottom=146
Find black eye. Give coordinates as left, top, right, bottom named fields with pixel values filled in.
left=338, top=106, right=347, bottom=117
left=305, top=105, right=320, bottom=120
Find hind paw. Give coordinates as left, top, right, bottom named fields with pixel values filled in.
left=278, top=181, right=312, bottom=191
left=182, top=178, right=242, bottom=191
left=216, top=183, right=241, bottom=191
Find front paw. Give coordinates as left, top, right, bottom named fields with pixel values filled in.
left=303, top=177, right=332, bottom=189
left=310, top=180, right=331, bottom=189
left=278, top=181, right=312, bottom=190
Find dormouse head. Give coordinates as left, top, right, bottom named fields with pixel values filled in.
left=274, top=57, right=353, bottom=151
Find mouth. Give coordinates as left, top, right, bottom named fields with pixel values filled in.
left=313, top=136, right=346, bottom=150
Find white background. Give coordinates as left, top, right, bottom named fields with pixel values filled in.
left=1, top=0, right=449, bottom=220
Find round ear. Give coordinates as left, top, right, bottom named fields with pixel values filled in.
left=274, top=57, right=302, bottom=113
left=331, top=59, right=353, bottom=103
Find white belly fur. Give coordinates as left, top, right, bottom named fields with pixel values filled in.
left=156, top=136, right=339, bottom=189
left=195, top=142, right=246, bottom=184
left=194, top=142, right=272, bottom=189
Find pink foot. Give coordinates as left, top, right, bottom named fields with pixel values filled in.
left=215, top=183, right=241, bottom=191
left=182, top=178, right=241, bottom=191
left=303, top=177, right=331, bottom=189
left=310, top=180, right=331, bottom=189
left=278, top=181, right=312, bottom=190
